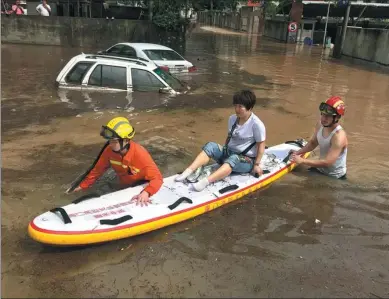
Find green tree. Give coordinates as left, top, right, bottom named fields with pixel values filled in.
left=192, top=0, right=239, bottom=11
left=150, top=0, right=240, bottom=30
left=152, top=0, right=186, bottom=30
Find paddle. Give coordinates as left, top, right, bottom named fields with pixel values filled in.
left=65, top=141, right=109, bottom=194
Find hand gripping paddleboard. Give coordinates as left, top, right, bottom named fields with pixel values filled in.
left=28, top=139, right=310, bottom=246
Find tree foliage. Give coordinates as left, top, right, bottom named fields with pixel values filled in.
left=192, top=0, right=239, bottom=11
left=149, top=0, right=295, bottom=30
left=150, top=0, right=190, bottom=30
left=150, top=0, right=240, bottom=30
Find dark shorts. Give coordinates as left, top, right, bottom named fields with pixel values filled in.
left=308, top=167, right=347, bottom=180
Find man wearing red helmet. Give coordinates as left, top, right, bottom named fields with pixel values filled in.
left=290, top=96, right=348, bottom=179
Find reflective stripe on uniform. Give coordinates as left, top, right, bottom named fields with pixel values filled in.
left=109, top=160, right=128, bottom=168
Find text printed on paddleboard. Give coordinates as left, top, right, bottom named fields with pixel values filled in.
left=68, top=201, right=132, bottom=219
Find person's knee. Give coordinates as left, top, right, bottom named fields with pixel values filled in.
left=225, top=154, right=253, bottom=173
left=224, top=154, right=240, bottom=169
left=202, top=142, right=222, bottom=159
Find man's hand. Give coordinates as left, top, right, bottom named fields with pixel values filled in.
left=66, top=186, right=82, bottom=194
left=253, top=164, right=263, bottom=177
left=289, top=149, right=299, bottom=156
left=131, top=191, right=151, bottom=207
left=290, top=153, right=305, bottom=165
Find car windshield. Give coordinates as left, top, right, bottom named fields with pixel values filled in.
left=143, top=49, right=185, bottom=61
left=153, top=67, right=185, bottom=91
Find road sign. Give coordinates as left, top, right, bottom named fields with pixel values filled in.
left=288, top=22, right=298, bottom=33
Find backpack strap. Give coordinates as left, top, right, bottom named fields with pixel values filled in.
left=239, top=142, right=257, bottom=156
left=224, top=117, right=239, bottom=148
left=224, top=117, right=257, bottom=157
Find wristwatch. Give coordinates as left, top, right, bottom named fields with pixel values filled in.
left=254, top=163, right=260, bottom=166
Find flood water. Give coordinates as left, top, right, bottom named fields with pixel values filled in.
left=2, top=25, right=389, bottom=298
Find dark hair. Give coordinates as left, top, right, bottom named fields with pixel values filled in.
left=232, top=90, right=256, bottom=110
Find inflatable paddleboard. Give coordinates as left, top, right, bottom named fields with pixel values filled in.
left=28, top=139, right=310, bottom=246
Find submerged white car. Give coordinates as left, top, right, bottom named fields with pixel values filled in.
left=97, top=43, right=197, bottom=74
left=55, top=53, right=188, bottom=94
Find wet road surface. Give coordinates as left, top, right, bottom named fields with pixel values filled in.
left=2, top=25, right=389, bottom=298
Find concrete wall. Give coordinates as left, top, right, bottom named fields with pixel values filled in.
left=342, top=27, right=389, bottom=66
left=197, top=10, right=266, bottom=34
left=197, top=11, right=291, bottom=41
left=198, top=11, right=242, bottom=31
left=1, top=15, right=161, bottom=48
left=263, top=19, right=288, bottom=41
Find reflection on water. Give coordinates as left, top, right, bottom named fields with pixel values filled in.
left=2, top=25, right=389, bottom=298
left=56, top=89, right=176, bottom=112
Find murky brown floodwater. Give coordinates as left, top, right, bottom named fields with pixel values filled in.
left=2, top=25, right=389, bottom=298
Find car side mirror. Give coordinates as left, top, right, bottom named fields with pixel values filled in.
left=159, top=87, right=171, bottom=94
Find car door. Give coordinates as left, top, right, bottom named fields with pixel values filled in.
left=82, top=63, right=129, bottom=91
left=129, top=67, right=167, bottom=92
left=61, top=61, right=95, bottom=88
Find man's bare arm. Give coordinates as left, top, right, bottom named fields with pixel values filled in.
left=294, top=122, right=320, bottom=155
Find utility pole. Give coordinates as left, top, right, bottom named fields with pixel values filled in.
left=148, top=0, right=153, bottom=21
left=210, top=0, right=213, bottom=26
left=322, top=0, right=331, bottom=48
left=333, top=1, right=351, bottom=58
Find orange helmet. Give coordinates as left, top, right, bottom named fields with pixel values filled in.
left=319, top=96, right=345, bottom=116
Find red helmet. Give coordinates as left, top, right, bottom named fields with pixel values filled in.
left=319, top=96, right=345, bottom=116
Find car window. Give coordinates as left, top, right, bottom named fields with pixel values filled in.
left=131, top=68, right=165, bottom=91
left=120, top=46, right=137, bottom=58
left=65, top=62, right=94, bottom=84
left=143, top=49, right=185, bottom=61
left=88, top=65, right=102, bottom=86
left=153, top=67, right=184, bottom=91
left=106, top=45, right=124, bottom=54
left=87, top=64, right=127, bottom=90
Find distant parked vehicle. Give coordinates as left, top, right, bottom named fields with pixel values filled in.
left=97, top=43, right=197, bottom=74
left=55, top=53, right=188, bottom=94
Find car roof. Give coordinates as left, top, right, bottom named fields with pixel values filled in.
left=114, top=43, right=174, bottom=51
left=75, top=53, right=156, bottom=68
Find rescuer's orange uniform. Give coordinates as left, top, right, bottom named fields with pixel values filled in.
left=80, top=141, right=163, bottom=197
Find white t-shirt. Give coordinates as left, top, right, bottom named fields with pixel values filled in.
left=227, top=113, right=266, bottom=158
left=36, top=3, right=51, bottom=16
